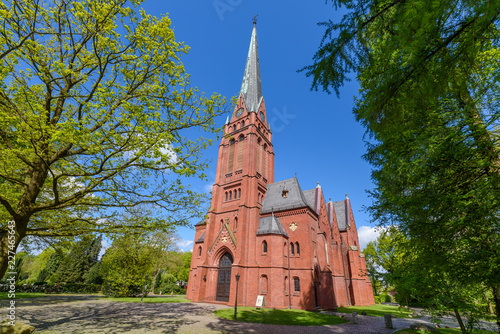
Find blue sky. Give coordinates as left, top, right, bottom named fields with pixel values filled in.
left=141, top=0, right=382, bottom=251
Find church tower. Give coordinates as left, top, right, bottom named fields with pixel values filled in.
left=187, top=22, right=274, bottom=305
left=187, top=22, right=375, bottom=310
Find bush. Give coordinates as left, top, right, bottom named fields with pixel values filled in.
left=374, top=295, right=381, bottom=304
left=156, top=282, right=186, bottom=295
left=0, top=283, right=101, bottom=294
left=102, top=282, right=143, bottom=298
left=385, top=294, right=393, bottom=303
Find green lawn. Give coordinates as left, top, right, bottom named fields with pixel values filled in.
left=393, top=329, right=496, bottom=334
left=0, top=292, right=46, bottom=299
left=336, top=304, right=412, bottom=318
left=214, top=306, right=348, bottom=326
left=106, top=296, right=190, bottom=303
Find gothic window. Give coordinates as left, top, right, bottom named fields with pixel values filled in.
left=225, top=192, right=228, bottom=201
left=284, top=276, right=288, bottom=293
left=233, top=190, right=237, bottom=199
left=296, top=242, right=300, bottom=255
left=262, top=240, right=267, bottom=253
left=291, top=242, right=295, bottom=255
left=230, top=138, right=235, bottom=145
left=238, top=134, right=244, bottom=142
left=233, top=124, right=236, bottom=132
left=234, top=217, right=238, bottom=231
left=198, top=246, right=202, bottom=256
left=242, top=120, right=245, bottom=127
left=260, top=275, right=268, bottom=294
left=263, top=144, right=267, bottom=151
left=257, top=137, right=261, bottom=145
left=229, top=191, right=232, bottom=200
left=238, top=188, right=241, bottom=198
left=294, top=277, right=300, bottom=292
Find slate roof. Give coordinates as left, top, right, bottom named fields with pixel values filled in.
left=260, top=177, right=314, bottom=214
left=333, top=200, right=350, bottom=231
left=257, top=215, right=288, bottom=237
left=195, top=218, right=207, bottom=226
left=195, top=231, right=205, bottom=243
left=302, top=189, right=316, bottom=213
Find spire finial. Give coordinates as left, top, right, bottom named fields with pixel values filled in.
left=345, top=193, right=349, bottom=199
left=252, top=14, right=258, bottom=25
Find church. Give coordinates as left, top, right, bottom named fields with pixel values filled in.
left=187, top=23, right=375, bottom=310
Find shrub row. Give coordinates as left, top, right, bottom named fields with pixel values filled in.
left=0, top=283, right=101, bottom=294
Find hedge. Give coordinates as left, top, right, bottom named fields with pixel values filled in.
left=0, top=283, right=101, bottom=294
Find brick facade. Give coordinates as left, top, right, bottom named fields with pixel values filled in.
left=186, top=23, right=375, bottom=310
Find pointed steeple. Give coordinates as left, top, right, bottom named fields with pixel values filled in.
left=240, top=22, right=263, bottom=112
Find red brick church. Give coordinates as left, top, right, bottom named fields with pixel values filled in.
left=187, top=23, right=375, bottom=310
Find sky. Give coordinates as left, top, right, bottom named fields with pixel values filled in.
left=140, top=0, right=382, bottom=251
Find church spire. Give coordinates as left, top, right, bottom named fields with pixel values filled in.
left=240, top=22, right=262, bottom=112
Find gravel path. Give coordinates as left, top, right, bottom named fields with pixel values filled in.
left=0, top=296, right=496, bottom=333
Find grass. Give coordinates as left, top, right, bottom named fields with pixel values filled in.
left=0, top=292, right=46, bottom=299
left=393, top=329, right=496, bottom=334
left=106, top=296, right=190, bottom=303
left=336, top=304, right=413, bottom=318
left=214, top=306, right=349, bottom=326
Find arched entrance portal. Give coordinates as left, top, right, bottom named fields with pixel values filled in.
left=216, top=252, right=233, bottom=302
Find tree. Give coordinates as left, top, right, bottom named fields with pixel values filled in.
left=303, top=1, right=500, bottom=332
left=147, top=230, right=180, bottom=293
left=53, top=235, right=101, bottom=283
left=36, top=248, right=64, bottom=283
left=0, top=0, right=226, bottom=279
left=101, top=233, right=152, bottom=297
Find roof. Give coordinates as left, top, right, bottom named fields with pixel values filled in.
left=195, top=218, right=207, bottom=226
left=261, top=177, right=314, bottom=214
left=257, top=215, right=288, bottom=237
left=195, top=231, right=205, bottom=243
left=333, top=200, right=351, bottom=231
left=302, top=189, right=316, bottom=212
left=240, top=23, right=263, bottom=113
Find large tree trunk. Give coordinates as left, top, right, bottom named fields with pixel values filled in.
left=0, top=228, right=23, bottom=280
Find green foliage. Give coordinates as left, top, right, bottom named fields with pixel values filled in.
left=374, top=295, right=381, bottom=304
left=53, top=236, right=101, bottom=283
left=156, top=282, right=186, bottom=295
left=84, top=262, right=104, bottom=285
left=0, top=283, right=100, bottom=294
left=101, top=234, right=152, bottom=297
left=214, top=307, right=348, bottom=326
left=0, top=0, right=226, bottom=279
left=37, top=249, right=64, bottom=283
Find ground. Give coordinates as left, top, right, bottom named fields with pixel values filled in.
left=1, top=295, right=497, bottom=333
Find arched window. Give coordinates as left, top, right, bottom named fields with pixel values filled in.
left=296, top=242, right=300, bottom=255
left=257, top=137, right=261, bottom=145
left=260, top=275, right=268, bottom=294
left=198, top=246, right=202, bottom=256
left=238, top=188, right=241, bottom=198
left=258, top=193, right=260, bottom=203
left=242, top=120, right=245, bottom=127
left=233, top=190, right=237, bottom=199
left=284, top=276, right=288, bottom=293
left=291, top=242, right=295, bottom=255
left=229, top=191, right=232, bottom=200
left=262, top=240, right=267, bottom=253
left=225, top=192, right=228, bottom=201
left=229, top=138, right=235, bottom=145
left=233, top=124, right=236, bottom=132
left=234, top=217, right=238, bottom=231
left=238, top=134, right=244, bottom=142
left=294, top=277, right=300, bottom=292
left=263, top=144, right=267, bottom=151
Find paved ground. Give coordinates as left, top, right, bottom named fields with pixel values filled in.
left=0, top=296, right=497, bottom=333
